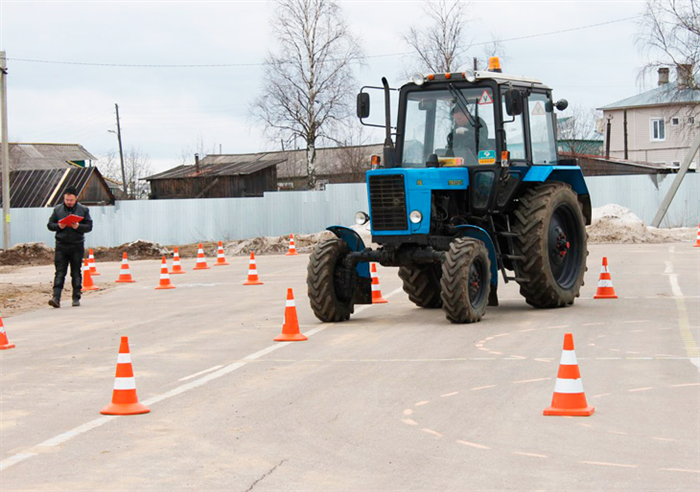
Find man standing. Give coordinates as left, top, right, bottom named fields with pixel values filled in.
left=47, top=186, right=93, bottom=307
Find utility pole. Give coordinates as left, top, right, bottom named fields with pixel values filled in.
left=1, top=51, right=10, bottom=249
left=114, top=103, right=127, bottom=197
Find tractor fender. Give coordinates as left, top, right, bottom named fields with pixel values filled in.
left=326, top=226, right=371, bottom=279
left=453, top=225, right=498, bottom=287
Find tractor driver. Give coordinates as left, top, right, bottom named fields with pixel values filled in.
left=446, top=105, right=489, bottom=165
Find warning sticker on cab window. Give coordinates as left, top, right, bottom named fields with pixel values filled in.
left=478, top=150, right=496, bottom=165
left=478, top=90, right=493, bottom=105
left=532, top=101, right=546, bottom=116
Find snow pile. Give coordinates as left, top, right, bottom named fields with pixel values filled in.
left=587, top=204, right=694, bottom=243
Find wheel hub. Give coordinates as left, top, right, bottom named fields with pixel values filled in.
left=554, top=226, right=570, bottom=260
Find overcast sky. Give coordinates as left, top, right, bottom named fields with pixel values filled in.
left=1, top=0, right=654, bottom=173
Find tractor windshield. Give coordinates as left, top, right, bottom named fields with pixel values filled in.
left=401, top=87, right=497, bottom=168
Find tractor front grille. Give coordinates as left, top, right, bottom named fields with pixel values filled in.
left=369, top=174, right=408, bottom=231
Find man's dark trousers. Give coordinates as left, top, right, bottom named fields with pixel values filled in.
left=53, top=243, right=84, bottom=301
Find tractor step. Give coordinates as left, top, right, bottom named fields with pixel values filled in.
left=505, top=275, right=530, bottom=282
left=496, top=231, right=518, bottom=237
left=500, top=254, right=526, bottom=261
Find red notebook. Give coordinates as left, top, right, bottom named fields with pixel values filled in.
left=58, top=214, right=84, bottom=226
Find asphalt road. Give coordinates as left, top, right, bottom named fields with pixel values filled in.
left=1, top=243, right=698, bottom=491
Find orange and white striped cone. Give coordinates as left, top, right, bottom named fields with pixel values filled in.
left=100, top=336, right=150, bottom=415
left=88, top=248, right=100, bottom=276
left=115, top=252, right=135, bottom=283
left=274, top=288, right=307, bottom=342
left=82, top=258, right=99, bottom=292
left=155, top=256, right=175, bottom=290
left=214, top=240, right=230, bottom=266
left=544, top=333, right=595, bottom=416
left=286, top=234, right=299, bottom=256
left=694, top=223, right=700, bottom=247
left=193, top=243, right=210, bottom=270
left=170, top=246, right=185, bottom=274
left=0, top=316, right=16, bottom=350
left=593, top=257, right=617, bottom=299
left=243, top=252, right=264, bottom=285
left=370, top=263, right=388, bottom=304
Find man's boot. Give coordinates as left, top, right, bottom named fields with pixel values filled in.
left=72, top=292, right=81, bottom=307
left=49, top=297, right=61, bottom=308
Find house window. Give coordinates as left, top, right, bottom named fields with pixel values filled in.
left=688, top=116, right=696, bottom=125
left=672, top=161, right=681, bottom=167
left=650, top=118, right=665, bottom=141
left=671, top=117, right=679, bottom=126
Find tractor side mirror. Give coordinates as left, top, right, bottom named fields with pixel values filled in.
left=504, top=89, right=524, bottom=116
left=555, top=99, right=569, bottom=111
left=357, top=92, right=370, bottom=119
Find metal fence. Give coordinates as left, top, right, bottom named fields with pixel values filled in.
left=6, top=174, right=699, bottom=248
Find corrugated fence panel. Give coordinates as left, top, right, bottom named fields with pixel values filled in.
left=7, top=175, right=695, bottom=248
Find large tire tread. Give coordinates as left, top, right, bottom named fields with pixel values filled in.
left=440, top=238, right=491, bottom=323
left=307, top=238, right=353, bottom=322
left=398, top=264, right=443, bottom=308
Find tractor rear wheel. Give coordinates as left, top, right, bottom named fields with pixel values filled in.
left=307, top=238, right=354, bottom=322
left=512, top=182, right=588, bottom=308
left=440, top=238, right=491, bottom=323
left=399, top=264, right=443, bottom=308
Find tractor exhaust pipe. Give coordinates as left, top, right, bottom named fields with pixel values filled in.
left=381, top=77, right=397, bottom=168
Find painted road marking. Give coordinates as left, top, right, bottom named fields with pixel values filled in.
left=471, top=385, right=496, bottom=391
left=178, top=365, right=224, bottom=381
left=421, top=428, right=443, bottom=438
left=513, top=377, right=551, bottom=384
left=659, top=468, right=700, bottom=474
left=668, top=273, right=700, bottom=371
left=580, top=461, right=638, bottom=468
left=513, top=451, right=548, bottom=458
left=456, top=440, right=490, bottom=450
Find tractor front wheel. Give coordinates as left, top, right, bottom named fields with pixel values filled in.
left=307, top=238, right=354, bottom=322
left=440, top=238, right=491, bottom=323
left=399, top=263, right=443, bottom=308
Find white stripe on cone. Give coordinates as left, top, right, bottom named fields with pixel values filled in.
left=286, top=300, right=295, bottom=307
left=113, top=377, right=137, bottom=390
left=559, top=350, right=578, bottom=365
left=117, top=354, right=132, bottom=364
left=554, top=378, right=585, bottom=394
left=597, top=280, right=614, bottom=287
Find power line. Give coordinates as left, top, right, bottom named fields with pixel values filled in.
left=4, top=15, right=640, bottom=68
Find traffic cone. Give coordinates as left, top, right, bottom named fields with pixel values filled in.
left=115, top=252, right=135, bottom=283
left=170, top=246, right=185, bottom=274
left=100, top=336, right=150, bottom=415
left=274, top=288, right=307, bottom=342
left=0, top=316, right=16, bottom=350
left=243, top=252, right=264, bottom=285
left=88, top=248, right=100, bottom=275
left=286, top=234, right=299, bottom=256
left=214, top=240, right=230, bottom=266
left=82, top=258, right=99, bottom=292
left=370, top=263, right=388, bottom=304
left=593, top=257, right=617, bottom=299
left=694, top=223, right=700, bottom=247
left=544, top=333, right=595, bottom=416
left=155, top=256, right=175, bottom=290
left=193, top=243, right=210, bottom=270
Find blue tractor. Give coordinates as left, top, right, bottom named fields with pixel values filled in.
left=307, top=58, right=591, bottom=323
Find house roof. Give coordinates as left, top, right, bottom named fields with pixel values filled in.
left=598, top=82, right=700, bottom=110
left=6, top=143, right=97, bottom=171
left=144, top=156, right=283, bottom=181
left=0, top=167, right=114, bottom=208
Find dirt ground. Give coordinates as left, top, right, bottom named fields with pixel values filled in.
left=1, top=207, right=696, bottom=319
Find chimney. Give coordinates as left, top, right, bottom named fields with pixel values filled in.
left=658, top=67, right=669, bottom=86
left=677, top=64, right=693, bottom=89
left=194, top=153, right=200, bottom=174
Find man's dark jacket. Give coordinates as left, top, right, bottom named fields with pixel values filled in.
left=47, top=203, right=93, bottom=244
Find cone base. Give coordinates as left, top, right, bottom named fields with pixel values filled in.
left=285, top=252, right=299, bottom=256
left=243, top=280, right=264, bottom=285
left=372, top=298, right=388, bottom=304
left=0, top=343, right=16, bottom=350
left=214, top=261, right=230, bottom=266
left=694, top=243, right=700, bottom=247
left=115, top=279, right=135, bottom=283
left=594, top=293, right=618, bottom=299
left=90, top=272, right=100, bottom=276
left=274, top=332, right=308, bottom=342
left=100, top=401, right=151, bottom=415
left=82, top=286, right=99, bottom=292
left=193, top=266, right=210, bottom=270
left=543, top=405, right=595, bottom=416
left=170, top=270, right=186, bottom=274
left=155, top=284, right=176, bottom=290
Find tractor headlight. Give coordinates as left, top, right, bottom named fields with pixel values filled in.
left=410, top=73, right=425, bottom=86
left=409, top=210, right=423, bottom=224
left=463, top=69, right=476, bottom=83
left=355, top=211, right=370, bottom=225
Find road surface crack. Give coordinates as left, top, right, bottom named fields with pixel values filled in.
left=245, top=459, right=287, bottom=492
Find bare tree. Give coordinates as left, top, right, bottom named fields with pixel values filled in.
left=636, top=0, right=700, bottom=88
left=333, top=124, right=372, bottom=182
left=98, top=148, right=152, bottom=199
left=402, top=0, right=474, bottom=74
left=557, top=105, right=604, bottom=156
left=251, top=0, right=363, bottom=190
left=179, top=135, right=219, bottom=165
